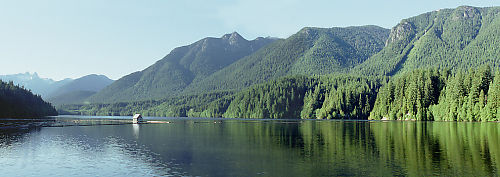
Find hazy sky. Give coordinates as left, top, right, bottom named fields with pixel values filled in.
left=0, top=0, right=498, bottom=80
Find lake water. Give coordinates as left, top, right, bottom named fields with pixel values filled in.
left=0, top=116, right=499, bottom=176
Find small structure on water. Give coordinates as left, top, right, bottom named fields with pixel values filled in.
left=133, top=114, right=143, bottom=124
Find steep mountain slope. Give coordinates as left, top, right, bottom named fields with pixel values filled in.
left=183, top=26, right=389, bottom=93
left=89, top=32, right=276, bottom=103
left=354, top=6, right=500, bottom=75
left=47, top=74, right=114, bottom=105
left=0, top=72, right=72, bottom=98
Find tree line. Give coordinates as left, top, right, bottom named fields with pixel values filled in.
left=370, top=65, right=499, bottom=121
left=60, top=65, right=498, bottom=122
left=0, top=80, right=58, bottom=118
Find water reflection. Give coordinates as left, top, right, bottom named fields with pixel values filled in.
left=132, top=123, right=140, bottom=139
left=370, top=122, right=500, bottom=176
left=0, top=119, right=498, bottom=176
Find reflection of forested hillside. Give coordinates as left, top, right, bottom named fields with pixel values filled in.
left=2, top=120, right=497, bottom=176
left=66, top=120, right=500, bottom=176
left=371, top=122, right=500, bottom=176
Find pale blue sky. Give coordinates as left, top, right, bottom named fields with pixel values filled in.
left=0, top=0, right=498, bottom=80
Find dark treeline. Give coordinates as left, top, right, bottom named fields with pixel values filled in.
left=0, top=80, right=58, bottom=118
left=60, top=91, right=234, bottom=117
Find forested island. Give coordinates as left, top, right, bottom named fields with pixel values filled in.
left=52, top=6, right=500, bottom=122
left=0, top=80, right=57, bottom=118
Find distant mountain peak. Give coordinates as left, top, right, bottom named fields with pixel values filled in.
left=0, top=72, right=70, bottom=97
left=222, top=32, right=241, bottom=39
left=30, top=72, right=40, bottom=79
left=221, top=32, right=247, bottom=45
left=81, top=74, right=112, bottom=80
left=89, top=31, right=277, bottom=103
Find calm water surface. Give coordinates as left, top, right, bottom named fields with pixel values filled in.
left=0, top=116, right=499, bottom=176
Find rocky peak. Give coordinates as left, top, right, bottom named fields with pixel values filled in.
left=221, top=32, right=247, bottom=45
left=299, top=27, right=319, bottom=37
left=453, top=6, right=480, bottom=20
left=386, top=21, right=415, bottom=46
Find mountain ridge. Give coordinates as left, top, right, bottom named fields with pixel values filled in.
left=48, top=74, right=113, bottom=97
left=182, top=25, right=390, bottom=94
left=47, top=74, right=114, bottom=105
left=353, top=6, right=500, bottom=75
left=88, top=32, right=278, bottom=103
left=0, top=72, right=73, bottom=98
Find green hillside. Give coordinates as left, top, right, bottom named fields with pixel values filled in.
left=355, top=6, right=500, bottom=75
left=184, top=26, right=389, bottom=93
left=89, top=32, right=276, bottom=103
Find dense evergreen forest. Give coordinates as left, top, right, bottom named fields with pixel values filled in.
left=0, top=80, right=58, bottom=118
left=200, top=75, right=383, bottom=119
left=59, top=65, right=498, bottom=122
left=370, top=66, right=499, bottom=121
left=61, top=74, right=384, bottom=119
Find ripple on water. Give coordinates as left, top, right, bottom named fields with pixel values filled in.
left=2, top=118, right=499, bottom=176
left=0, top=126, right=183, bottom=176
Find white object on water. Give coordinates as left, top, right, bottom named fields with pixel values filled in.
left=132, top=114, right=143, bottom=124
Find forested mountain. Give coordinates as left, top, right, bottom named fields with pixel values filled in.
left=47, top=74, right=114, bottom=105
left=354, top=6, right=500, bottom=75
left=0, top=72, right=72, bottom=98
left=60, top=66, right=499, bottom=121
left=184, top=26, right=389, bottom=94
left=0, top=80, right=58, bottom=118
left=59, top=75, right=384, bottom=119
left=60, top=6, right=500, bottom=122
left=89, top=32, right=277, bottom=103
